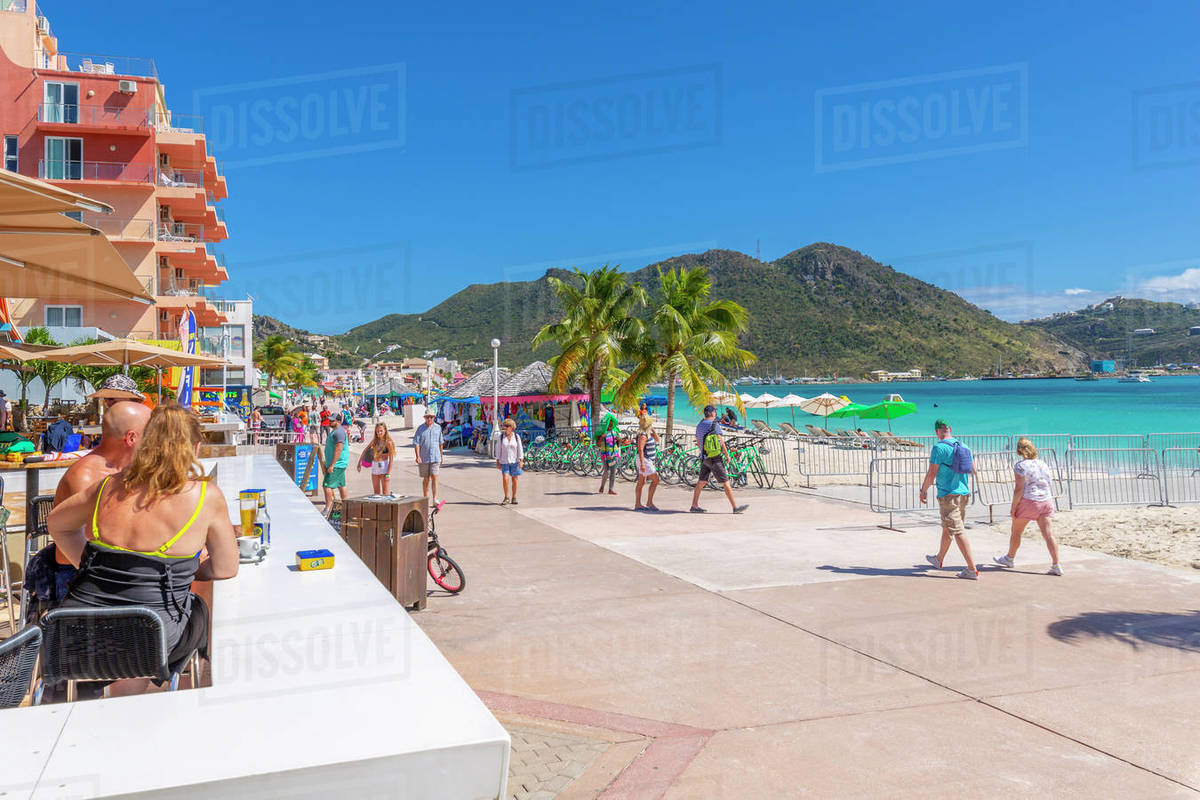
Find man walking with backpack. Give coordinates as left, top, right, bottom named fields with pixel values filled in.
left=690, top=405, right=749, bottom=514
left=920, top=418, right=979, bottom=579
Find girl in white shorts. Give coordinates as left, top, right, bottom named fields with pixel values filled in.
left=357, top=422, right=396, bottom=495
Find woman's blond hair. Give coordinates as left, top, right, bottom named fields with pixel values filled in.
left=503, top=418, right=516, bottom=430
left=638, top=414, right=654, bottom=432
left=123, top=403, right=206, bottom=499
left=1016, top=436, right=1038, bottom=460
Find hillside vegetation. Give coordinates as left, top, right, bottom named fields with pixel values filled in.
left=268, top=243, right=1084, bottom=377
left=1024, top=297, right=1200, bottom=367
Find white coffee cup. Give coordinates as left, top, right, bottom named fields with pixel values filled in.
left=237, top=535, right=262, bottom=561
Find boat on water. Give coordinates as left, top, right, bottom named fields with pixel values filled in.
left=1075, top=373, right=1099, bottom=381
left=1118, top=371, right=1152, bottom=383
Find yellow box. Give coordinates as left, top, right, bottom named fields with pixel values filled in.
left=296, top=549, right=334, bottom=571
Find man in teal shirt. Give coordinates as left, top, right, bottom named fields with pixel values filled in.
left=919, top=418, right=978, bottom=579
left=322, top=418, right=351, bottom=516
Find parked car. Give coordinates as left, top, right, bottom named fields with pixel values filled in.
left=258, top=405, right=286, bottom=429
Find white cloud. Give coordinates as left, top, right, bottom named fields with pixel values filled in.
left=1064, top=288, right=1090, bottom=295
left=1137, top=267, right=1200, bottom=295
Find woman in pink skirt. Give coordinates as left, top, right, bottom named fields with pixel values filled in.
left=993, top=437, right=1063, bottom=575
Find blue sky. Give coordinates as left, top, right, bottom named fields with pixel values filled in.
left=48, top=0, right=1200, bottom=332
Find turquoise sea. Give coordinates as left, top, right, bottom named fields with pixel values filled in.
left=675, top=376, right=1200, bottom=437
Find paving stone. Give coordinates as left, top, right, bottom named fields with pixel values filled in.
left=505, top=724, right=610, bottom=799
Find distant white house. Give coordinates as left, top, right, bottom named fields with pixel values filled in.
left=870, top=368, right=923, bottom=382
left=1133, top=328, right=1156, bottom=336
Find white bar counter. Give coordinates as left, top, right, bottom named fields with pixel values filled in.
left=0, top=454, right=509, bottom=799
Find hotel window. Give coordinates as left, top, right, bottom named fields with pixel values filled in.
left=4, top=135, right=16, bottom=171
left=224, top=324, right=245, bottom=356
left=43, top=81, right=79, bottom=124
left=43, top=137, right=82, bottom=180
left=45, top=305, right=82, bottom=327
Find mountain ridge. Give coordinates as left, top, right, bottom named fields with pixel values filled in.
left=257, top=243, right=1087, bottom=376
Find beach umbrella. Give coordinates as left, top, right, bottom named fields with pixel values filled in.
left=748, top=392, right=783, bottom=426
left=708, top=390, right=736, bottom=404
left=799, top=392, right=850, bottom=428
left=776, top=393, right=807, bottom=426
left=827, top=402, right=871, bottom=427
left=855, top=399, right=917, bottom=432
left=35, top=339, right=226, bottom=371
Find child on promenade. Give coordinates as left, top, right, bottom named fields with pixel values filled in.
left=919, top=418, right=979, bottom=579
left=993, top=437, right=1063, bottom=575
left=358, top=422, right=396, bottom=496
left=596, top=409, right=620, bottom=496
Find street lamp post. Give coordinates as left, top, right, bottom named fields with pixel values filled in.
left=369, top=344, right=400, bottom=426
left=490, top=338, right=501, bottom=454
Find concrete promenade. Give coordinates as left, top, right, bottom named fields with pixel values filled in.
left=342, top=439, right=1200, bottom=799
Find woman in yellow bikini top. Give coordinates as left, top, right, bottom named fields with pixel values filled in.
left=48, top=404, right=240, bottom=653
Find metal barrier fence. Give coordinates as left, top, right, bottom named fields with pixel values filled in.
left=972, top=450, right=1065, bottom=510
left=1065, top=449, right=1165, bottom=508
left=867, top=455, right=974, bottom=530
left=237, top=429, right=293, bottom=446
left=1147, top=432, right=1200, bottom=451
left=725, top=435, right=789, bottom=487
left=1161, top=448, right=1200, bottom=505
left=798, top=438, right=881, bottom=486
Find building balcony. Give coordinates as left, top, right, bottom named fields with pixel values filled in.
left=79, top=214, right=155, bottom=242
left=38, top=51, right=157, bottom=80
left=38, top=159, right=153, bottom=184
left=149, top=111, right=203, bottom=136
left=155, top=218, right=225, bottom=245
left=154, top=295, right=227, bottom=327
left=35, top=103, right=151, bottom=135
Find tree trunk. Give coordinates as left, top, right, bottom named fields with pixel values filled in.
left=665, top=372, right=677, bottom=441
left=17, top=379, right=29, bottom=431
left=43, top=381, right=52, bottom=414
left=589, top=360, right=603, bottom=438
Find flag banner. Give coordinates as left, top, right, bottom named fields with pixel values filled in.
left=178, top=309, right=197, bottom=407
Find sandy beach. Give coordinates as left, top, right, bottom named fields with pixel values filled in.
left=987, top=504, right=1200, bottom=570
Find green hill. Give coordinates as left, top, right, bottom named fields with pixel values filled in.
left=312, top=243, right=1083, bottom=377
left=1023, top=297, right=1200, bottom=367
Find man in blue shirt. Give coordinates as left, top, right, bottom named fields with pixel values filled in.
left=919, top=418, right=978, bottom=579
left=413, top=409, right=445, bottom=512
left=689, top=404, right=749, bottom=514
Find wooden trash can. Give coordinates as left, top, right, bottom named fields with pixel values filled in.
left=341, top=495, right=428, bottom=611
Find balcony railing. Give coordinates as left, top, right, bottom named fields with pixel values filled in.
left=156, top=221, right=207, bottom=243
left=36, top=102, right=149, bottom=129
left=50, top=52, right=158, bottom=80
left=157, top=169, right=204, bottom=188
left=149, top=111, right=203, bottom=135
left=39, top=159, right=153, bottom=183
left=80, top=214, right=154, bottom=240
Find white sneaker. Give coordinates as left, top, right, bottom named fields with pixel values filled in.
left=993, top=554, right=1014, bottom=568
left=924, top=554, right=942, bottom=568
left=956, top=567, right=978, bottom=580
left=1047, top=564, right=1063, bottom=576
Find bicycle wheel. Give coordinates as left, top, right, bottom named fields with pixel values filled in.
left=617, top=451, right=637, bottom=482
left=681, top=455, right=701, bottom=487
left=428, top=550, right=466, bottom=593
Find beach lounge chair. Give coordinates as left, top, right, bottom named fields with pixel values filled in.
left=751, top=419, right=774, bottom=435
left=872, top=430, right=922, bottom=449
left=777, top=422, right=808, bottom=439
left=804, top=424, right=832, bottom=442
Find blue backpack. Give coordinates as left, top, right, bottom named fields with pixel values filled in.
left=950, top=440, right=974, bottom=474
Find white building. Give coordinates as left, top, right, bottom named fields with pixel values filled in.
left=198, top=298, right=255, bottom=389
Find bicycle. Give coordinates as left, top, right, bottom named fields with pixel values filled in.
left=426, top=506, right=465, bottom=593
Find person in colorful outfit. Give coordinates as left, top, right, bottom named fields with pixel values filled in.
left=595, top=409, right=620, bottom=496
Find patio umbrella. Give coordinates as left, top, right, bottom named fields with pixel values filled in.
left=35, top=339, right=226, bottom=371
left=855, top=399, right=918, bottom=432
left=0, top=212, right=152, bottom=303
left=0, top=343, right=38, bottom=361
left=798, top=392, right=850, bottom=428
left=776, top=393, right=807, bottom=426
left=0, top=169, right=113, bottom=216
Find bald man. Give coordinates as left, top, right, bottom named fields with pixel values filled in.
left=51, top=401, right=151, bottom=564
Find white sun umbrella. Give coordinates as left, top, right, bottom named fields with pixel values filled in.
left=798, top=392, right=850, bottom=430
left=749, top=392, right=784, bottom=426
left=708, top=390, right=737, bottom=405
left=777, top=393, right=808, bottom=426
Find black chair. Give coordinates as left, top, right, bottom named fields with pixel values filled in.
left=39, top=607, right=200, bottom=702
left=0, top=624, right=42, bottom=708
left=18, top=494, right=56, bottom=628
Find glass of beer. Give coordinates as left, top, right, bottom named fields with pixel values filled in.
left=239, top=495, right=257, bottom=538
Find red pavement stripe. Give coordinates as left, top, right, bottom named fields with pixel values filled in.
left=478, top=691, right=714, bottom=799
left=478, top=690, right=711, bottom=739
left=597, top=732, right=712, bottom=800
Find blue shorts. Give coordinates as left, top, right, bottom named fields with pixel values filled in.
left=499, top=462, right=523, bottom=476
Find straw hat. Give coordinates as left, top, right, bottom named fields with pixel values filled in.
left=87, top=373, right=145, bottom=402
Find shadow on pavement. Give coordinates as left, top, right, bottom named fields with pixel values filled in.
left=817, top=564, right=939, bottom=578
left=1047, top=610, right=1200, bottom=653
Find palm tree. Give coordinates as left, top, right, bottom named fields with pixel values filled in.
left=617, top=266, right=755, bottom=439
left=533, top=265, right=647, bottom=429
left=6, top=327, right=57, bottom=430
left=254, top=335, right=301, bottom=396
left=27, top=331, right=69, bottom=413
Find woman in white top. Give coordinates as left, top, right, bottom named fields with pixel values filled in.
left=633, top=414, right=661, bottom=512
left=496, top=418, right=524, bottom=505
left=994, top=437, right=1063, bottom=575
left=357, top=422, right=396, bottom=495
